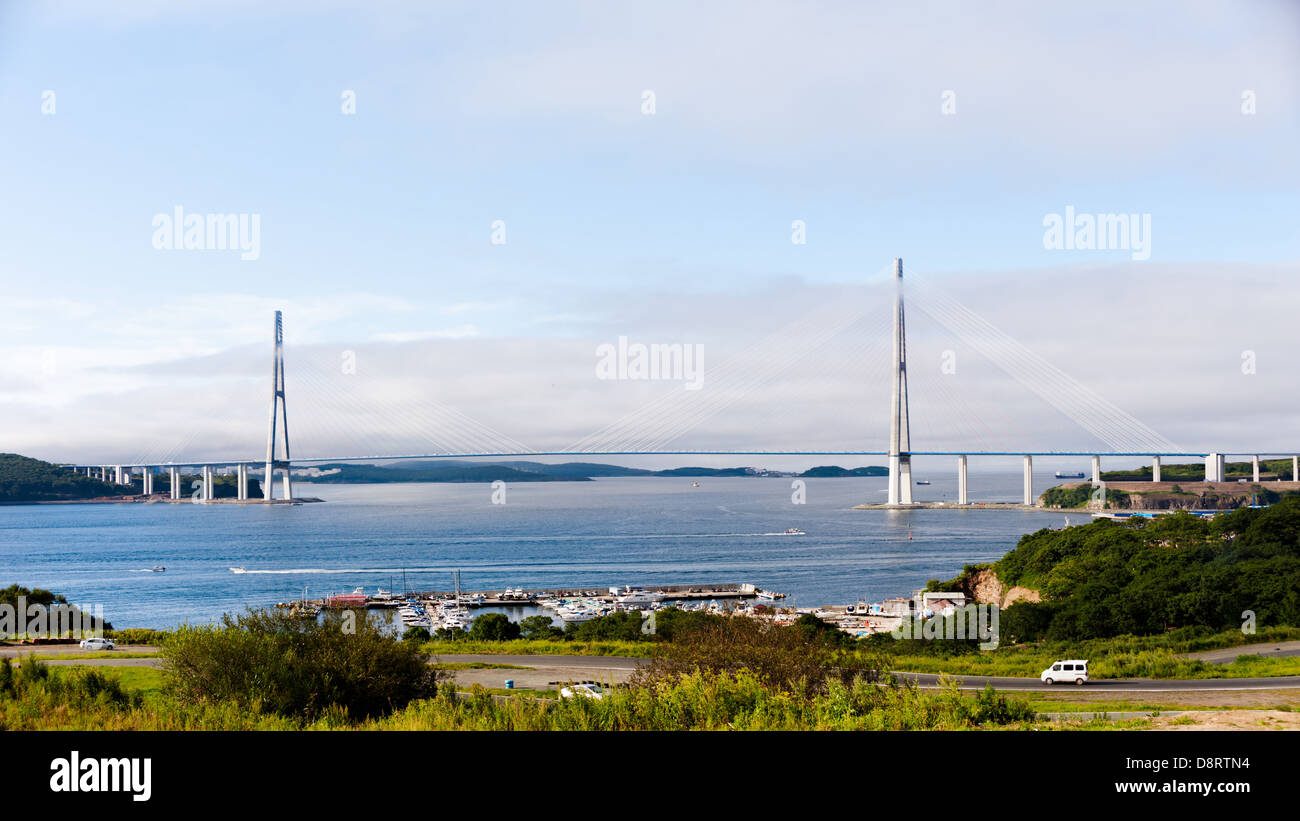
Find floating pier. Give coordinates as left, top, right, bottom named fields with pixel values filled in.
left=280, top=582, right=782, bottom=611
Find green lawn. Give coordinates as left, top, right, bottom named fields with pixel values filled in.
left=882, top=645, right=1300, bottom=680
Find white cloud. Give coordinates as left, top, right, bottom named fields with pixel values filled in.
left=373, top=325, right=479, bottom=342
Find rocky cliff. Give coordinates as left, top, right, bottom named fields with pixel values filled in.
left=937, top=564, right=1040, bottom=609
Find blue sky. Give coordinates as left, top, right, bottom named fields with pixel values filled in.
left=0, top=1, right=1297, bottom=464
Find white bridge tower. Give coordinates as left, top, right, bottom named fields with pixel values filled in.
left=264, top=310, right=292, bottom=502
left=887, top=258, right=914, bottom=506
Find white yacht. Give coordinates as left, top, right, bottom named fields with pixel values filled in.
left=557, top=606, right=598, bottom=623
left=617, top=590, right=662, bottom=606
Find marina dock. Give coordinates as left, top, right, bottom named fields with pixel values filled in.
left=282, top=582, right=783, bottom=611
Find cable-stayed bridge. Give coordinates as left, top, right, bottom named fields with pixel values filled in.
left=66, top=259, right=1298, bottom=506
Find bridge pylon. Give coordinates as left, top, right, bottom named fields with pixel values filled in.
left=887, top=258, right=914, bottom=506
left=264, top=310, right=292, bottom=501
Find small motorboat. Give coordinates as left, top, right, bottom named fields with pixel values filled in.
left=229, top=567, right=247, bottom=574
left=150, top=566, right=166, bottom=573
left=782, top=528, right=805, bottom=536
left=915, top=480, right=931, bottom=485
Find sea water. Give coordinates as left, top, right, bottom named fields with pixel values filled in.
left=0, top=473, right=1070, bottom=628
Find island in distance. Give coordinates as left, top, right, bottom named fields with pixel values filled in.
left=0, top=454, right=891, bottom=503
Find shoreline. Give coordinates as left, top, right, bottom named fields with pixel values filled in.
left=0, top=496, right=323, bottom=506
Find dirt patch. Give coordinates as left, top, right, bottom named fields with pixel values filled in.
left=1032, top=689, right=1300, bottom=710
left=1148, top=710, right=1300, bottom=731
left=1002, top=586, right=1040, bottom=607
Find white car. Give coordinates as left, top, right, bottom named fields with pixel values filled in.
left=1040, top=659, right=1088, bottom=685
left=559, top=683, right=605, bottom=700
left=78, top=637, right=116, bottom=651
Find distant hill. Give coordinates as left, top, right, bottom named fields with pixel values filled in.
left=652, top=467, right=752, bottom=477
left=1102, top=459, right=1297, bottom=482
left=292, top=463, right=583, bottom=484
left=0, top=454, right=124, bottom=502
left=493, top=461, right=653, bottom=478
left=294, top=461, right=890, bottom=483
left=800, top=465, right=889, bottom=477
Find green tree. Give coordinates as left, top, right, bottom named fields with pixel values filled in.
left=467, top=612, right=521, bottom=641
left=402, top=626, right=430, bottom=642
left=519, top=614, right=561, bottom=640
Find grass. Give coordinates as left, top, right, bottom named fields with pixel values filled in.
left=873, top=626, right=1300, bottom=680
left=884, top=648, right=1300, bottom=679
left=420, top=627, right=1300, bottom=681
left=1, top=660, right=1048, bottom=731
left=430, top=662, right=532, bottom=671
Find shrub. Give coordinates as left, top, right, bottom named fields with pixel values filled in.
left=402, top=626, right=430, bottom=642
left=468, top=613, right=521, bottom=642
left=0, top=657, right=139, bottom=710
left=106, top=627, right=171, bottom=646
left=163, top=608, right=439, bottom=721
left=633, top=615, right=886, bottom=696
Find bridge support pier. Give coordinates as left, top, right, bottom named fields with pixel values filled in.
left=957, top=455, right=968, bottom=505
left=1022, top=455, right=1033, bottom=506
left=1091, top=455, right=1101, bottom=484
left=1205, top=452, right=1223, bottom=482
left=142, top=469, right=153, bottom=495
left=886, top=259, right=913, bottom=507
left=1152, top=456, right=1161, bottom=483
left=1293, top=456, right=1298, bottom=482
left=264, top=310, right=292, bottom=504
left=202, top=466, right=213, bottom=502
left=169, top=467, right=180, bottom=501
left=114, top=465, right=123, bottom=484
left=236, top=464, right=248, bottom=501
left=1252, top=455, right=1260, bottom=483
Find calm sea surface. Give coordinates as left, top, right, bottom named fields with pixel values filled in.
left=0, top=473, right=1074, bottom=628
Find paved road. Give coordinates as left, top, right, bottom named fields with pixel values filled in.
left=432, top=653, right=644, bottom=690
left=1180, top=640, right=1300, bottom=665
left=895, top=672, right=1300, bottom=692
left=0, top=644, right=161, bottom=657
left=433, top=655, right=1300, bottom=693
left=8, top=649, right=1299, bottom=693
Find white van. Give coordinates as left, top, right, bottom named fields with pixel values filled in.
left=1040, top=659, right=1088, bottom=685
